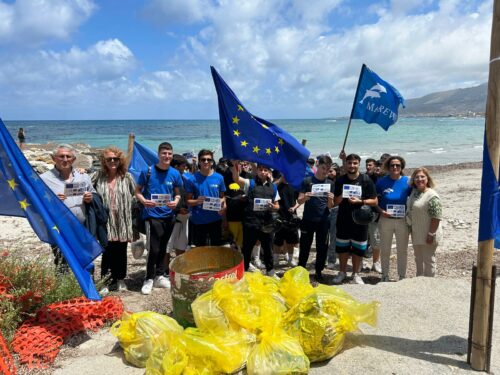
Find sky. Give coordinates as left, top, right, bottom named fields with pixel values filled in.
left=0, top=0, right=492, bottom=120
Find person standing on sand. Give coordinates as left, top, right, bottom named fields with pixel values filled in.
left=185, top=149, right=226, bottom=247
left=41, top=144, right=94, bottom=270
left=91, top=147, right=136, bottom=294
left=333, top=153, right=377, bottom=285
left=376, top=156, right=411, bottom=282
left=135, top=142, right=183, bottom=295
left=17, top=128, right=25, bottom=150
left=297, top=154, right=335, bottom=282
left=406, top=167, right=442, bottom=277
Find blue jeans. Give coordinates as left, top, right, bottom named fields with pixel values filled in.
left=327, top=207, right=339, bottom=264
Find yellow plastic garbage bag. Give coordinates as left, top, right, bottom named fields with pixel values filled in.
left=280, top=291, right=379, bottom=362
left=246, top=328, right=310, bottom=375
left=110, top=311, right=183, bottom=368
left=278, top=266, right=314, bottom=308
left=146, top=331, right=188, bottom=375
left=182, top=327, right=255, bottom=374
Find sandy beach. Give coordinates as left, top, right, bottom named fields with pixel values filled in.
left=1, top=144, right=499, bottom=374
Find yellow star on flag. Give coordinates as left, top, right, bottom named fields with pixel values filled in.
left=52, top=226, right=60, bottom=234
left=7, top=179, right=18, bottom=190
left=253, top=146, right=260, bottom=154
left=19, top=199, right=30, bottom=210
left=232, top=116, right=240, bottom=125
left=241, top=140, right=248, bottom=147
left=278, top=138, right=284, bottom=145
left=233, top=130, right=240, bottom=136
left=261, top=124, right=269, bottom=129
left=275, top=146, right=280, bottom=153
left=237, top=105, right=244, bottom=112
left=266, top=148, right=272, bottom=155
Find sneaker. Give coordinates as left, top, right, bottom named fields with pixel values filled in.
left=352, top=273, right=365, bottom=285
left=100, top=286, right=109, bottom=296
left=361, top=261, right=371, bottom=272
left=273, top=254, right=280, bottom=266
left=248, top=263, right=259, bottom=272
left=372, top=261, right=382, bottom=274
left=333, top=271, right=346, bottom=284
left=153, top=275, right=171, bottom=289
left=141, top=279, right=154, bottom=295
left=381, top=275, right=390, bottom=282
left=266, top=269, right=276, bottom=277
left=289, top=258, right=298, bottom=267
left=117, top=280, right=127, bottom=292
left=326, top=261, right=336, bottom=270
left=253, top=257, right=264, bottom=269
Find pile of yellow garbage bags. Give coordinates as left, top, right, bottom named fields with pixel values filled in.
left=111, top=267, right=379, bottom=374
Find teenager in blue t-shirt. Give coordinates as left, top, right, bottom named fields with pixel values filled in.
left=376, top=155, right=412, bottom=281
left=135, top=142, right=183, bottom=295
left=185, top=149, right=226, bottom=246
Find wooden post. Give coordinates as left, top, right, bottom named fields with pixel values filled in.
left=301, top=139, right=307, bottom=146
left=470, top=0, right=500, bottom=370
left=125, top=133, right=135, bottom=169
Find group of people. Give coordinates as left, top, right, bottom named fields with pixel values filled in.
left=39, top=141, right=443, bottom=296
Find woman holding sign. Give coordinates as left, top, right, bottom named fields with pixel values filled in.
left=376, top=155, right=411, bottom=282
left=406, top=168, right=442, bottom=277
left=92, top=146, right=136, bottom=293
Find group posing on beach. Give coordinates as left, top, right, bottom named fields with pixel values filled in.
left=40, top=142, right=443, bottom=296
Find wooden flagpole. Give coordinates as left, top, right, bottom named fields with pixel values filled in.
left=341, top=64, right=366, bottom=152
left=125, top=132, right=135, bottom=169
left=470, top=0, right=500, bottom=370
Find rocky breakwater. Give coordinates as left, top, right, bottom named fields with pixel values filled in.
left=22, top=143, right=102, bottom=174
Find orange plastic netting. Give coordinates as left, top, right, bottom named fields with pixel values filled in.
left=11, top=296, right=124, bottom=369
left=0, top=332, right=16, bottom=375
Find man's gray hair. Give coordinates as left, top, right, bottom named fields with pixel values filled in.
left=52, top=144, right=76, bottom=157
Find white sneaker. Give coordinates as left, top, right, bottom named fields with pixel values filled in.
left=153, top=275, right=171, bottom=289
left=248, top=263, right=258, bottom=272
left=352, top=273, right=365, bottom=285
left=372, top=261, right=382, bottom=274
left=273, top=254, right=280, bottom=266
left=333, top=271, right=346, bottom=284
left=117, top=280, right=127, bottom=292
left=290, top=259, right=298, bottom=267
left=253, top=257, right=264, bottom=269
left=141, top=279, right=154, bottom=295
left=100, top=286, right=109, bottom=296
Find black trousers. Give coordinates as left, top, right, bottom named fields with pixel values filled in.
left=298, top=219, right=330, bottom=274
left=147, top=217, right=175, bottom=280
left=242, top=226, right=274, bottom=272
left=101, top=241, right=128, bottom=282
left=193, top=220, right=223, bottom=247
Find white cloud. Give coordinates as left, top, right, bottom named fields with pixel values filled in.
left=0, top=0, right=96, bottom=46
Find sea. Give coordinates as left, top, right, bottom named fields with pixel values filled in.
left=4, top=117, right=484, bottom=168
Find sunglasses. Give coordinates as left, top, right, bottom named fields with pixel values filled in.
left=390, top=164, right=402, bottom=168
left=55, top=155, right=73, bottom=160
left=200, top=158, right=213, bottom=163
left=106, top=157, right=120, bottom=163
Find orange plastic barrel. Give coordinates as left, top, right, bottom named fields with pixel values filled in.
left=169, top=246, right=244, bottom=327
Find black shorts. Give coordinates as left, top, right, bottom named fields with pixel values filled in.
left=335, top=217, right=368, bottom=257
left=274, top=227, right=299, bottom=246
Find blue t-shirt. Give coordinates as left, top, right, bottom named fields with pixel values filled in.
left=376, top=175, right=411, bottom=210
left=185, top=171, right=226, bottom=224
left=139, top=165, right=183, bottom=219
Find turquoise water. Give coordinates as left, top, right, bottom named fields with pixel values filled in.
left=4, top=117, right=484, bottom=167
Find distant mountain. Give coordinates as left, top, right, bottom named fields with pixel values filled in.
left=400, top=83, right=487, bottom=117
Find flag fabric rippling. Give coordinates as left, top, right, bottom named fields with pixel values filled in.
left=128, top=141, right=158, bottom=183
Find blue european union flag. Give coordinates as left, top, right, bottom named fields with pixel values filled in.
left=128, top=141, right=158, bottom=183
left=0, top=119, right=103, bottom=300
left=478, top=132, right=500, bottom=249
left=211, top=66, right=310, bottom=190
left=352, top=64, right=405, bottom=131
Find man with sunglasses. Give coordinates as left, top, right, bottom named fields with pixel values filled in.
left=41, top=144, right=95, bottom=268
left=185, top=149, right=226, bottom=246
left=135, top=142, right=183, bottom=295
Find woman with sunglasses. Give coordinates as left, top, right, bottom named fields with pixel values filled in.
left=376, top=155, right=411, bottom=282
left=92, top=146, right=136, bottom=293
left=406, top=168, right=442, bottom=277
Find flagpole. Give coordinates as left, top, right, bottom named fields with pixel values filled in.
left=341, top=64, right=366, bottom=152
left=125, top=132, right=135, bottom=169
left=470, top=0, right=500, bottom=370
